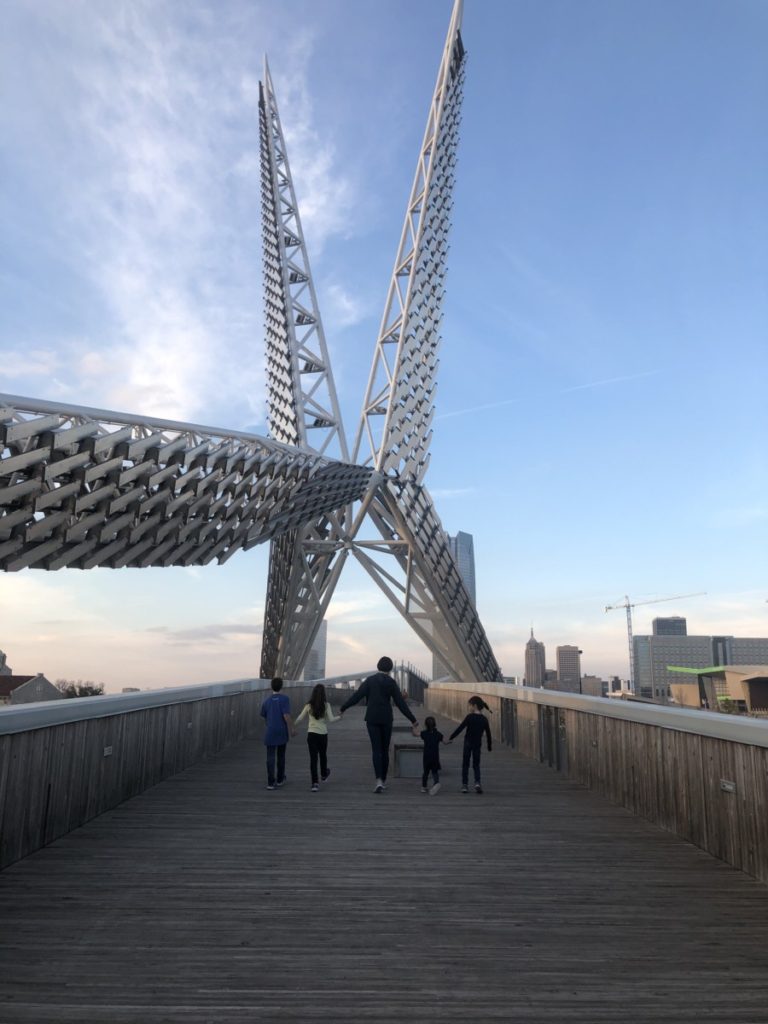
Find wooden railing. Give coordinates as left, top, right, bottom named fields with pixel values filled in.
left=0, top=676, right=360, bottom=870
left=427, top=682, right=768, bottom=884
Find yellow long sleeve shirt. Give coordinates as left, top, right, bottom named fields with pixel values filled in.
left=294, top=702, right=340, bottom=735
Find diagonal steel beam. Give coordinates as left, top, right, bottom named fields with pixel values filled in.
left=258, top=60, right=354, bottom=678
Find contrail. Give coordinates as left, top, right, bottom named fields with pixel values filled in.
left=437, top=369, right=659, bottom=421
left=559, top=369, right=659, bottom=394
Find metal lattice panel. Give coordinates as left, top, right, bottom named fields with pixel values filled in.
left=258, top=59, right=354, bottom=678
left=259, top=0, right=504, bottom=683
left=353, top=4, right=465, bottom=480
left=0, top=396, right=370, bottom=572
left=259, top=60, right=347, bottom=460
left=352, top=479, right=502, bottom=683
left=342, top=0, right=502, bottom=681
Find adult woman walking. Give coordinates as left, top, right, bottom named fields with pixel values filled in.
left=339, top=657, right=418, bottom=793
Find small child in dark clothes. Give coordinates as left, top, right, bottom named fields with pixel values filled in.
left=447, top=696, right=492, bottom=794
left=420, top=716, right=444, bottom=795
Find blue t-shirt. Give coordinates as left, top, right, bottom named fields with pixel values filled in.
left=261, top=692, right=290, bottom=745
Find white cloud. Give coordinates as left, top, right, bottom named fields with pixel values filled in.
left=0, top=574, right=102, bottom=631
left=325, top=589, right=390, bottom=626
left=244, top=30, right=358, bottom=255
left=325, top=283, right=369, bottom=329
left=1, top=348, right=60, bottom=380
left=2, top=2, right=359, bottom=429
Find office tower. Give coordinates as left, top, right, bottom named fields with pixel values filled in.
left=731, top=637, right=768, bottom=663
left=303, top=620, right=328, bottom=681
left=632, top=630, right=768, bottom=700
left=652, top=617, right=687, bottom=636
left=432, top=531, right=476, bottom=679
left=449, top=532, right=476, bottom=605
left=556, top=645, right=582, bottom=693
left=524, top=630, right=546, bottom=688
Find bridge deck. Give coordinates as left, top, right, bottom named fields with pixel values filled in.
left=1, top=706, right=767, bottom=1022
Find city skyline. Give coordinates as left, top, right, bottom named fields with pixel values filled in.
left=2, top=0, right=766, bottom=691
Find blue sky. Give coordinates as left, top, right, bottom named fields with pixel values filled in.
left=1, top=0, right=766, bottom=691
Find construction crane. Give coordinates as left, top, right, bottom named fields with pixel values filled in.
left=605, top=592, right=706, bottom=693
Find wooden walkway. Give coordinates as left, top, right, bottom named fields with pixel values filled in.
left=1, top=707, right=767, bottom=1023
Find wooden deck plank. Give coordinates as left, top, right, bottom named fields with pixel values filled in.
left=1, top=707, right=767, bottom=1023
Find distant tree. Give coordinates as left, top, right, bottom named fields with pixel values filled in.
left=55, top=679, right=105, bottom=698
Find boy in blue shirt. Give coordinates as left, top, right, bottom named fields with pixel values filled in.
left=260, top=677, right=295, bottom=790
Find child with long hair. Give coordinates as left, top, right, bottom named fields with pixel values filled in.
left=294, top=684, right=340, bottom=792
left=447, top=695, right=492, bottom=794
left=420, top=716, right=444, bottom=795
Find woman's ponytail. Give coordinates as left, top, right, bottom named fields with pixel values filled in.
left=469, top=695, right=493, bottom=713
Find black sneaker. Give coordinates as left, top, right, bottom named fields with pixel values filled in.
left=461, top=785, right=468, bottom=793
left=321, top=770, right=331, bottom=782
left=475, top=783, right=483, bottom=794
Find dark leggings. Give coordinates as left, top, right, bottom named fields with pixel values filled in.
left=266, top=744, right=286, bottom=786
left=366, top=722, right=393, bottom=782
left=462, top=742, right=482, bottom=785
left=307, top=733, right=329, bottom=784
left=422, top=763, right=440, bottom=788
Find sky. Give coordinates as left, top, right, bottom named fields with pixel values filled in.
left=1, top=0, right=767, bottom=692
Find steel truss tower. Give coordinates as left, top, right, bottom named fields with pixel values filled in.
left=257, top=60, right=356, bottom=679
left=0, top=0, right=504, bottom=683
left=260, top=0, right=503, bottom=682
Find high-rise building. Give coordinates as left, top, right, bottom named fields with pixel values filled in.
left=432, top=531, right=476, bottom=679
left=303, top=620, right=328, bottom=681
left=731, top=637, right=768, bottom=663
left=633, top=631, right=768, bottom=700
left=524, top=630, right=546, bottom=687
left=449, top=531, right=476, bottom=605
left=555, top=645, right=581, bottom=693
left=652, top=617, right=687, bottom=636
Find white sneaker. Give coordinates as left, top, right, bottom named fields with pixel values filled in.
left=374, top=780, right=384, bottom=793
left=429, top=782, right=441, bottom=796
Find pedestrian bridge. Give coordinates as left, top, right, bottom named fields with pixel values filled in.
left=1, top=678, right=767, bottom=1022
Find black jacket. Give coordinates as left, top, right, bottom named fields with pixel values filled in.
left=340, top=672, right=417, bottom=725
left=449, top=712, right=492, bottom=750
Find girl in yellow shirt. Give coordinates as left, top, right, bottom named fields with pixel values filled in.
left=294, top=684, right=341, bottom=792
